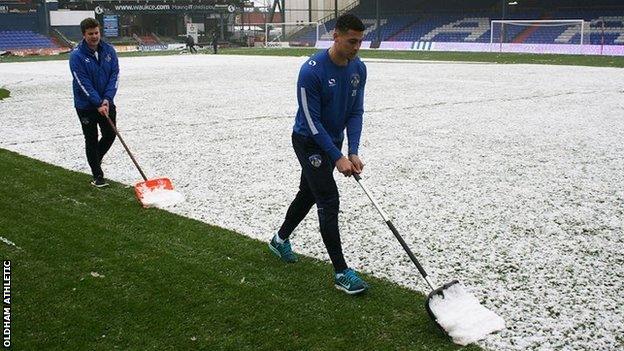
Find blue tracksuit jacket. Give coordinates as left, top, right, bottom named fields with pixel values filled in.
left=293, top=49, right=367, bottom=162
left=69, top=39, right=119, bottom=110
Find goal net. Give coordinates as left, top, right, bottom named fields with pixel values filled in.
left=490, top=19, right=590, bottom=53
left=240, top=22, right=330, bottom=48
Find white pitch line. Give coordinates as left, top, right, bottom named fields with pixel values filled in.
left=0, top=237, right=21, bottom=250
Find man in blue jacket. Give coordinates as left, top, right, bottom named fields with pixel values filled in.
left=70, top=18, right=119, bottom=187
left=269, top=14, right=369, bottom=295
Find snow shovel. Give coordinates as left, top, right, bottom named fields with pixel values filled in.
left=353, top=174, right=505, bottom=345
left=104, top=113, right=183, bottom=208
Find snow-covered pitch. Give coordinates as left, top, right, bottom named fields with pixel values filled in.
left=1, top=54, right=622, bottom=350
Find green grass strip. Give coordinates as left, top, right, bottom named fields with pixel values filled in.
left=0, top=88, right=9, bottom=100
left=0, top=148, right=480, bottom=351
left=1, top=46, right=623, bottom=67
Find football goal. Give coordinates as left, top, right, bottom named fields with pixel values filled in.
left=490, top=19, right=590, bottom=53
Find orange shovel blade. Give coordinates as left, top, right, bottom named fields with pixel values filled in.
left=134, top=178, right=174, bottom=207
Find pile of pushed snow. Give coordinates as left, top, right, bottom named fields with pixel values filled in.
left=428, top=283, right=506, bottom=346
left=139, top=187, right=185, bottom=208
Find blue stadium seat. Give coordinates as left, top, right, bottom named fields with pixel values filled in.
left=0, top=30, right=60, bottom=51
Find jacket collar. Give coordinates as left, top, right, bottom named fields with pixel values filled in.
left=78, top=39, right=104, bottom=57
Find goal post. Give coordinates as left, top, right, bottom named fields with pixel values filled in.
left=490, top=19, right=590, bottom=53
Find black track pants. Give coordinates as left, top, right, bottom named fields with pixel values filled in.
left=278, top=132, right=347, bottom=273
left=76, top=105, right=117, bottom=179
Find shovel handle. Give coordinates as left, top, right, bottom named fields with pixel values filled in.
left=354, top=174, right=435, bottom=291
left=105, top=112, right=148, bottom=181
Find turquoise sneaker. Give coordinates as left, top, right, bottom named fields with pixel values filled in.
left=268, top=235, right=298, bottom=263
left=334, top=268, right=369, bottom=295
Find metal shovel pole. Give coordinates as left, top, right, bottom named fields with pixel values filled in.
left=353, top=174, right=436, bottom=291
left=104, top=112, right=148, bottom=181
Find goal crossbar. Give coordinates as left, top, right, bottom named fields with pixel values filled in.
left=491, top=19, right=585, bottom=25
left=490, top=19, right=588, bottom=48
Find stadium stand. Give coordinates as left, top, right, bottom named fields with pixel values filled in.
left=0, top=30, right=60, bottom=51
left=137, top=35, right=160, bottom=45
left=0, top=12, right=39, bottom=32
left=0, top=3, right=68, bottom=52
left=1, top=0, right=621, bottom=53
left=301, top=0, right=624, bottom=45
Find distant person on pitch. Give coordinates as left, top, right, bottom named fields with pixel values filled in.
left=69, top=18, right=120, bottom=188
left=186, top=35, right=197, bottom=54
left=212, top=32, right=218, bottom=54
left=268, top=14, right=369, bottom=295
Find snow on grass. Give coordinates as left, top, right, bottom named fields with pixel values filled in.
left=0, top=54, right=622, bottom=350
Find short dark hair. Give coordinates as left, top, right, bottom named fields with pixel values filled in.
left=80, top=18, right=100, bottom=34
left=335, top=14, right=365, bottom=33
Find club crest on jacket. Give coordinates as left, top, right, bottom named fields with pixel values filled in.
left=309, top=154, right=322, bottom=168
left=350, top=73, right=360, bottom=88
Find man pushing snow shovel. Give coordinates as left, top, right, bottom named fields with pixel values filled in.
left=267, top=13, right=506, bottom=345
left=70, top=17, right=119, bottom=188
left=69, top=18, right=182, bottom=208
left=268, top=14, right=370, bottom=295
